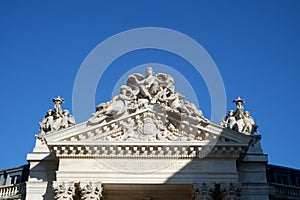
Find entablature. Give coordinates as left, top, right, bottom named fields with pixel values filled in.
left=47, top=141, right=249, bottom=159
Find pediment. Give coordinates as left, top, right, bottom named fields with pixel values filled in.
left=42, top=106, right=250, bottom=144
left=41, top=107, right=252, bottom=159
left=37, top=68, right=253, bottom=159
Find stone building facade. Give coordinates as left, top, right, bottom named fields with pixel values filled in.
left=25, top=68, right=269, bottom=200
left=2, top=68, right=299, bottom=200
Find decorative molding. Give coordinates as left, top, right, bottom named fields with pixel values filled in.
left=53, top=182, right=103, bottom=200
left=53, top=182, right=75, bottom=200
left=192, top=182, right=241, bottom=200
left=48, top=143, right=247, bottom=158
left=80, top=182, right=102, bottom=200
left=60, top=108, right=211, bottom=143
left=37, top=69, right=253, bottom=161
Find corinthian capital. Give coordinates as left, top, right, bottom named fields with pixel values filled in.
left=80, top=182, right=102, bottom=200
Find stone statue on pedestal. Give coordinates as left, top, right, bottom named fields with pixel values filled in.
left=39, top=96, right=75, bottom=133
left=221, top=97, right=257, bottom=135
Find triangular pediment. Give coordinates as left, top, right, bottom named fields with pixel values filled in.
left=42, top=122, right=252, bottom=160
left=41, top=106, right=252, bottom=159
left=42, top=105, right=250, bottom=145
left=37, top=68, right=253, bottom=158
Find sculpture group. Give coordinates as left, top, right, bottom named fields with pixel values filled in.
left=38, top=68, right=257, bottom=138
left=86, top=67, right=211, bottom=142
left=38, top=68, right=209, bottom=142
left=39, top=96, right=76, bottom=133
left=221, top=97, right=257, bottom=135
left=89, top=67, right=208, bottom=125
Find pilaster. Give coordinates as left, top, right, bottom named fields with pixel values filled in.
left=25, top=138, right=58, bottom=200
left=238, top=135, right=269, bottom=200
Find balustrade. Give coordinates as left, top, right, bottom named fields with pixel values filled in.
left=0, top=183, right=26, bottom=199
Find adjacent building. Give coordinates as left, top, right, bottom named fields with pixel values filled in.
left=0, top=164, right=28, bottom=200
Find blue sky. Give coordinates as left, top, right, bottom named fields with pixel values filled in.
left=0, top=1, right=300, bottom=170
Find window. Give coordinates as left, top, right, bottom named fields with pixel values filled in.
left=10, top=175, right=20, bottom=185
left=276, top=174, right=290, bottom=185
left=296, top=176, right=300, bottom=187
left=10, top=176, right=16, bottom=184
left=0, top=174, right=7, bottom=186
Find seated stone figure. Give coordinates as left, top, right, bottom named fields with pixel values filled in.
left=185, top=101, right=209, bottom=122
left=127, top=67, right=158, bottom=100
left=162, top=91, right=191, bottom=114
left=89, top=85, right=136, bottom=124
left=127, top=67, right=175, bottom=103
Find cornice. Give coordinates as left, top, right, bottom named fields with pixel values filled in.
left=47, top=141, right=248, bottom=159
